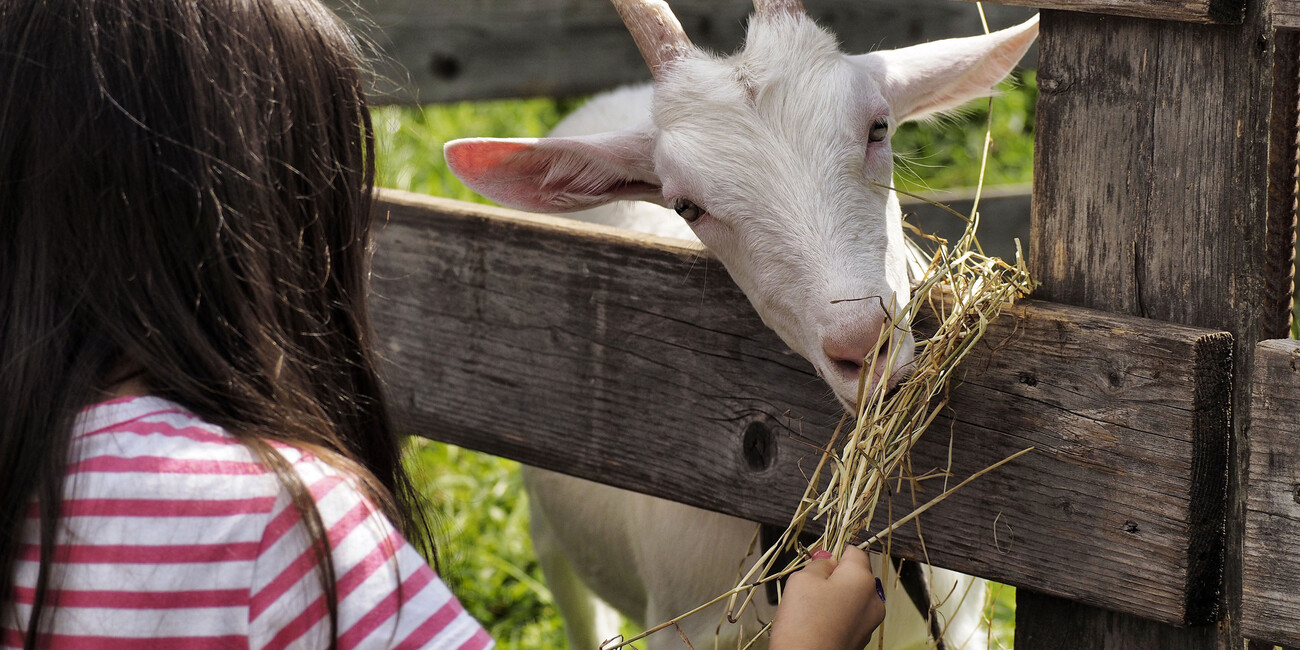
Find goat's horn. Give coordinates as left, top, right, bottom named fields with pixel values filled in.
left=610, top=0, right=692, bottom=79
left=753, top=0, right=805, bottom=17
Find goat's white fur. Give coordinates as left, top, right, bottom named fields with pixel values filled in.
left=446, top=11, right=1038, bottom=649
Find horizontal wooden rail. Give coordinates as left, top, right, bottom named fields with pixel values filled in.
left=337, top=0, right=1036, bottom=104
left=1243, top=338, right=1300, bottom=647
left=1273, top=0, right=1300, bottom=28
left=957, top=0, right=1243, bottom=23
left=370, top=189, right=1232, bottom=625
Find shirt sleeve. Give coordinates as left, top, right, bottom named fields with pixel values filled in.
left=246, top=447, right=493, bottom=650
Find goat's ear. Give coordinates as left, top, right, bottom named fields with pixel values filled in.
left=851, top=15, right=1038, bottom=123
left=444, top=125, right=662, bottom=213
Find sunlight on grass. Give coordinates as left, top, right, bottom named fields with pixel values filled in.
left=404, top=438, right=566, bottom=648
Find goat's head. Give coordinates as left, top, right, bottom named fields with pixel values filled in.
left=445, top=0, right=1037, bottom=410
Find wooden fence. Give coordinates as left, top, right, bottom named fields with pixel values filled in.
left=352, top=0, right=1300, bottom=647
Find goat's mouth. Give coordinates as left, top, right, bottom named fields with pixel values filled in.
left=825, top=348, right=916, bottom=413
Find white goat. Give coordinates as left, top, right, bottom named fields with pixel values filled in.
left=445, top=2, right=1037, bottom=648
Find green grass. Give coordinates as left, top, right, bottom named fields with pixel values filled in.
left=380, top=80, right=1037, bottom=649
left=404, top=439, right=565, bottom=647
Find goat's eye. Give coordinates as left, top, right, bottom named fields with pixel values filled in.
left=868, top=119, right=889, bottom=143
left=673, top=198, right=703, bottom=222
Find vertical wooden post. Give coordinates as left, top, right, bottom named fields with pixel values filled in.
left=1021, top=2, right=1274, bottom=647
left=1266, top=30, right=1300, bottom=340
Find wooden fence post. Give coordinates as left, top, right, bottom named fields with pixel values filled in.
left=1021, top=3, right=1274, bottom=647
left=1266, top=28, right=1300, bottom=340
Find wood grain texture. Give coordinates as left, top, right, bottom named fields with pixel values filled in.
left=369, top=189, right=1233, bottom=625
left=329, top=0, right=1036, bottom=104
left=955, top=0, right=1243, bottom=23
left=1266, top=30, right=1299, bottom=340
left=1024, top=4, right=1273, bottom=647
left=1017, top=592, right=1221, bottom=649
left=1272, top=0, right=1300, bottom=28
left=1243, top=339, right=1300, bottom=647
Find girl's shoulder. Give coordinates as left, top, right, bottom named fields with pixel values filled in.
left=71, top=395, right=285, bottom=503
left=67, top=395, right=365, bottom=537
left=73, top=394, right=341, bottom=495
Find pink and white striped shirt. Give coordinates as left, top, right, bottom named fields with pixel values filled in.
left=4, top=396, right=493, bottom=649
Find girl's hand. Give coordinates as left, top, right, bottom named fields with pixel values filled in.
left=770, top=545, right=886, bottom=650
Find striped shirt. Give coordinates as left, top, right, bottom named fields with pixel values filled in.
left=4, top=396, right=493, bottom=649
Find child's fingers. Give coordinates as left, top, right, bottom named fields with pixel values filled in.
left=834, top=547, right=888, bottom=629
left=822, top=546, right=886, bottom=629
left=834, top=545, right=873, bottom=575
left=797, top=549, right=839, bottom=580
left=824, top=546, right=874, bottom=588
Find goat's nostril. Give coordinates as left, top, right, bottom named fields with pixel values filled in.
left=832, top=358, right=863, bottom=379
left=825, top=340, right=896, bottom=390
left=821, top=313, right=893, bottom=386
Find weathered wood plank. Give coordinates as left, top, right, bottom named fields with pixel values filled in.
left=1272, top=0, right=1300, bottom=28
left=1243, top=339, right=1300, bottom=647
left=1266, top=30, right=1300, bottom=340
left=1025, top=3, right=1272, bottom=647
left=1017, top=593, right=1222, bottom=649
left=331, top=0, right=1035, bottom=104
left=956, top=0, right=1243, bottom=23
left=370, top=189, right=1233, bottom=625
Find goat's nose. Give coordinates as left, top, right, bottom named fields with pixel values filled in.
left=821, top=315, right=890, bottom=385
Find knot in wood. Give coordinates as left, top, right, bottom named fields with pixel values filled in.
left=1039, top=75, right=1068, bottom=94
left=742, top=419, right=778, bottom=472
left=1294, top=484, right=1300, bottom=505
left=429, top=53, right=462, bottom=81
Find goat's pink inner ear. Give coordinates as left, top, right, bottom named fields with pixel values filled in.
left=445, top=131, right=663, bottom=213
left=444, top=139, right=533, bottom=184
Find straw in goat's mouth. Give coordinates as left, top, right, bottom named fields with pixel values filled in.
left=795, top=200, right=1036, bottom=559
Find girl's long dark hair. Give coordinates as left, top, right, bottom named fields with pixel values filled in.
left=0, top=0, right=434, bottom=645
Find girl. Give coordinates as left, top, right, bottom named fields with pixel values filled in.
left=0, top=0, right=884, bottom=648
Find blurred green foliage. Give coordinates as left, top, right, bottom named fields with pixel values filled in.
left=374, top=97, right=582, bottom=202
left=380, top=78, right=1037, bottom=649
left=892, top=70, right=1037, bottom=193
left=404, top=439, right=566, bottom=648
left=988, top=583, right=1017, bottom=648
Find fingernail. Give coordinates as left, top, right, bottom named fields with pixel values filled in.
left=810, top=549, right=833, bottom=561
left=875, top=577, right=886, bottom=603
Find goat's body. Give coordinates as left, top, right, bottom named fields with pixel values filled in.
left=526, top=86, right=988, bottom=650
